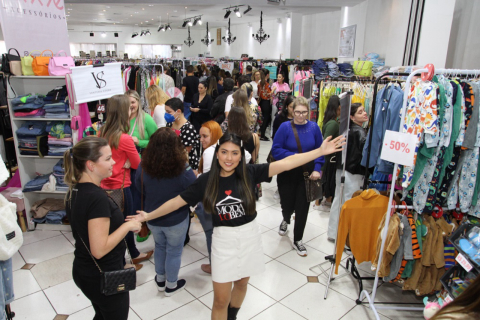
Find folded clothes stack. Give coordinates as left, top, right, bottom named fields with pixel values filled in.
left=23, top=173, right=51, bottom=192
left=44, top=85, right=68, bottom=104
left=53, top=159, right=68, bottom=192
left=31, top=198, right=66, bottom=225
left=44, top=102, right=70, bottom=119
left=47, top=121, right=72, bottom=156
left=16, top=121, right=48, bottom=156
left=337, top=63, right=354, bottom=77
left=12, top=94, right=46, bottom=118
left=312, top=59, right=329, bottom=80
left=327, top=61, right=341, bottom=78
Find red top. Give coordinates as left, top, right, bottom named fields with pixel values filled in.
left=101, top=134, right=140, bottom=189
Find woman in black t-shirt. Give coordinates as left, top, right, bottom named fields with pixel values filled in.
left=127, top=132, right=345, bottom=320
left=64, top=137, right=141, bottom=320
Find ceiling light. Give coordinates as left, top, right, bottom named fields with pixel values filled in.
left=166, top=24, right=172, bottom=31
left=187, top=20, right=193, bottom=26
left=224, top=9, right=231, bottom=19
left=145, top=30, right=151, bottom=36
left=158, top=25, right=165, bottom=32
left=90, top=32, right=94, bottom=37
left=101, top=32, right=106, bottom=38
left=182, top=20, right=188, bottom=28
left=244, top=6, right=252, bottom=14
left=234, top=7, right=242, bottom=18
left=132, top=32, right=138, bottom=38
left=193, top=16, right=200, bottom=26
left=140, top=31, right=145, bottom=36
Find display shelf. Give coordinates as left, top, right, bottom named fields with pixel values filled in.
left=18, top=155, right=64, bottom=159
left=12, top=117, right=71, bottom=121
left=448, top=223, right=480, bottom=273
left=12, top=76, right=65, bottom=79
left=30, top=190, right=68, bottom=194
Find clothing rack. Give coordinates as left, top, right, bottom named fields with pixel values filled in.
left=359, top=67, right=480, bottom=320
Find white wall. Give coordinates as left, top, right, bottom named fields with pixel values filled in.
left=446, top=0, right=480, bottom=69
left=67, top=24, right=204, bottom=58
left=338, top=2, right=368, bottom=62
left=300, top=11, right=341, bottom=59
left=416, top=0, right=455, bottom=68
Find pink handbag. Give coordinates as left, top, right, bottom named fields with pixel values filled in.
left=48, top=50, right=74, bottom=76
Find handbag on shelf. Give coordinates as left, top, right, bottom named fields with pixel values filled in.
left=48, top=50, right=75, bottom=76
left=353, top=60, right=373, bottom=77
left=104, top=171, right=126, bottom=212
left=32, top=50, right=53, bottom=76
left=290, top=121, right=323, bottom=202
left=21, top=50, right=40, bottom=76
left=1, top=48, right=21, bottom=75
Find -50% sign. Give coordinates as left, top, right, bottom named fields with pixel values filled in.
left=380, top=130, right=416, bottom=167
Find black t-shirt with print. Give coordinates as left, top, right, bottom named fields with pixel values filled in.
left=181, top=163, right=271, bottom=227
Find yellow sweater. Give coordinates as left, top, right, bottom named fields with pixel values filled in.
left=335, top=189, right=389, bottom=274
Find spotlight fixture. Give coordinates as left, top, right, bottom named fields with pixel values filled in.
left=166, top=24, right=172, bottom=31
left=201, top=22, right=214, bottom=46
left=187, top=19, right=193, bottom=27
left=224, top=9, right=231, bottom=19
left=234, top=7, right=242, bottom=18
left=132, top=32, right=138, bottom=38
left=140, top=30, right=145, bottom=36
left=145, top=30, right=151, bottom=36
left=222, top=18, right=236, bottom=45
left=90, top=32, right=94, bottom=37
left=184, top=27, right=194, bottom=47
left=182, top=20, right=188, bottom=28
left=101, top=32, right=107, bottom=38
left=158, top=25, right=165, bottom=32
left=193, top=16, right=202, bottom=26
left=114, top=32, right=119, bottom=37
left=252, top=11, right=270, bottom=44
left=244, top=5, right=252, bottom=14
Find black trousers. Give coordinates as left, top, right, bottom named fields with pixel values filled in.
left=277, top=165, right=311, bottom=242
left=73, top=269, right=129, bottom=320
left=259, top=99, right=272, bottom=138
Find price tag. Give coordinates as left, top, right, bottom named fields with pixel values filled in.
left=380, top=130, right=417, bottom=167
left=97, top=104, right=106, bottom=113
left=456, top=253, right=473, bottom=272
left=444, top=295, right=454, bottom=303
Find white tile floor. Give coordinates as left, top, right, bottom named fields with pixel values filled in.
left=9, top=140, right=425, bottom=319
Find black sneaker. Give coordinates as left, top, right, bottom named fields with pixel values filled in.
left=293, top=240, right=307, bottom=256
left=155, top=277, right=166, bottom=292
left=165, top=279, right=186, bottom=297
left=278, top=220, right=288, bottom=236
left=260, top=136, right=270, bottom=141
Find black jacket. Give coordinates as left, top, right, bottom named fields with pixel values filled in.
left=336, top=122, right=367, bottom=175
left=210, top=91, right=232, bottom=124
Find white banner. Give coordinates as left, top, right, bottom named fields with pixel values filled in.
left=0, top=0, right=70, bottom=57
left=70, top=63, right=124, bottom=104
left=219, top=62, right=234, bottom=74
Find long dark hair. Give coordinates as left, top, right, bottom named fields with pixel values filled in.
left=227, top=107, right=251, bottom=142
left=203, top=133, right=255, bottom=216
left=279, top=95, right=295, bottom=121
left=323, top=95, right=340, bottom=125
left=99, top=95, right=130, bottom=149
left=141, top=128, right=187, bottom=179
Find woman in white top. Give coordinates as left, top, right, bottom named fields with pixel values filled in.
left=250, top=70, right=261, bottom=100
left=146, top=84, right=170, bottom=128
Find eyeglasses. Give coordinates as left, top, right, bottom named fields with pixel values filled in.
left=294, top=111, right=309, bottom=116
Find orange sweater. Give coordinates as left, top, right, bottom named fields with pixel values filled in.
left=335, top=189, right=389, bottom=274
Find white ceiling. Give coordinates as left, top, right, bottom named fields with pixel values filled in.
left=64, top=0, right=365, bottom=30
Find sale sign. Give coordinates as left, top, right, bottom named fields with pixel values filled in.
left=70, top=63, right=124, bottom=104
left=380, top=130, right=416, bottom=167
left=0, top=0, right=70, bottom=57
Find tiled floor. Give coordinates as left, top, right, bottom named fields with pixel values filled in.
left=9, top=140, right=424, bottom=319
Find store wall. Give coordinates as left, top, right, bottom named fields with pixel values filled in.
left=300, top=11, right=341, bottom=60
left=67, top=24, right=204, bottom=58
left=338, top=1, right=368, bottom=63
left=446, top=0, right=480, bottom=69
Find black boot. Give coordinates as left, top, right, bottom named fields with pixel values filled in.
left=227, top=305, right=240, bottom=320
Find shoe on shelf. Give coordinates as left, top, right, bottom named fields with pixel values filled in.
left=273, top=189, right=280, bottom=200
left=132, top=250, right=153, bottom=264
left=278, top=220, right=288, bottom=236
left=201, top=264, right=212, bottom=274
left=165, top=279, right=186, bottom=297
left=155, top=277, right=166, bottom=292
left=293, top=240, right=307, bottom=256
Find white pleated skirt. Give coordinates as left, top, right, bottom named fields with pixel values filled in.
left=211, top=219, right=265, bottom=283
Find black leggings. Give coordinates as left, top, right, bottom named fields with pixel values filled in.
left=259, top=99, right=272, bottom=138
left=73, top=269, right=129, bottom=320
left=277, top=166, right=311, bottom=242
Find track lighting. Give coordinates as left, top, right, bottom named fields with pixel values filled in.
left=244, top=6, right=252, bottom=14
left=234, top=7, right=242, bottom=18
left=224, top=10, right=231, bottom=19
left=193, top=16, right=202, bottom=26
left=187, top=20, right=193, bottom=27
left=131, top=32, right=138, bottom=38
left=140, top=31, right=145, bottom=36
left=182, top=20, right=188, bottom=28
left=166, top=24, right=172, bottom=31
left=158, top=25, right=165, bottom=32
left=145, top=30, right=151, bottom=36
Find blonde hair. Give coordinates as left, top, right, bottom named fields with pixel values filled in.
left=146, top=85, right=170, bottom=112
left=125, top=90, right=146, bottom=139
left=232, top=89, right=254, bottom=127
left=293, top=96, right=309, bottom=110
left=100, top=95, right=130, bottom=149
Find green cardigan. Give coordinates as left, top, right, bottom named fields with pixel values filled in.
left=129, top=113, right=158, bottom=149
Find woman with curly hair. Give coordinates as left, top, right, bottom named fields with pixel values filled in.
left=135, top=127, right=196, bottom=296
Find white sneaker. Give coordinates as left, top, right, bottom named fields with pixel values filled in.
left=293, top=240, right=307, bottom=256
left=273, top=189, right=280, bottom=200
left=278, top=220, right=288, bottom=236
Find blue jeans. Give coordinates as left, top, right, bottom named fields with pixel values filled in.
left=148, top=216, right=188, bottom=289
left=196, top=202, right=213, bottom=261
left=123, top=187, right=140, bottom=259
left=183, top=102, right=192, bottom=120
left=0, top=258, right=13, bottom=320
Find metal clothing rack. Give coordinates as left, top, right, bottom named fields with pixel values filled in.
left=360, top=67, right=480, bottom=320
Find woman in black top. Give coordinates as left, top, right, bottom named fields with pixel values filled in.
left=65, top=137, right=141, bottom=320
left=127, top=132, right=345, bottom=320
left=190, top=81, right=214, bottom=133
left=272, top=95, right=295, bottom=139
